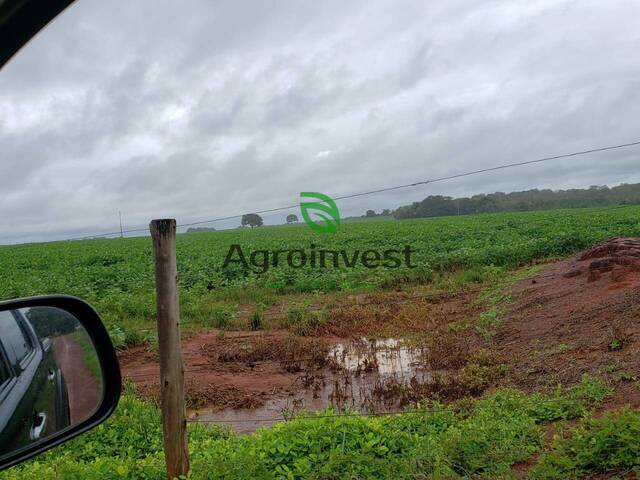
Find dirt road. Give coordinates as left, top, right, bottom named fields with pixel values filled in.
left=53, top=335, right=102, bottom=424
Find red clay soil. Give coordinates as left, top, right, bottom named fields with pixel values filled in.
left=496, top=237, right=640, bottom=406
left=53, top=335, right=102, bottom=424
left=314, top=290, right=481, bottom=338
left=119, top=330, right=329, bottom=409
left=118, top=290, right=481, bottom=411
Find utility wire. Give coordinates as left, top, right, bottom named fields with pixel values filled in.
left=177, top=140, right=640, bottom=228
left=65, top=139, right=640, bottom=241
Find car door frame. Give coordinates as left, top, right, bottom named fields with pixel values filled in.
left=0, top=311, right=45, bottom=452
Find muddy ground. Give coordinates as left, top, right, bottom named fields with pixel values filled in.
left=496, top=237, right=640, bottom=407
left=119, top=237, right=640, bottom=432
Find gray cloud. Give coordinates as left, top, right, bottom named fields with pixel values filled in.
left=1, top=0, right=640, bottom=243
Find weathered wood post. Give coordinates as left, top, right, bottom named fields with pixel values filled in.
left=150, top=219, right=189, bottom=479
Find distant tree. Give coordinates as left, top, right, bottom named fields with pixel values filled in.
left=365, top=210, right=376, bottom=217
left=381, top=209, right=391, bottom=216
left=241, top=213, right=263, bottom=228
left=25, top=307, right=78, bottom=338
left=286, top=214, right=298, bottom=224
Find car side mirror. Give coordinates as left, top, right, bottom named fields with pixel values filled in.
left=0, top=295, right=121, bottom=471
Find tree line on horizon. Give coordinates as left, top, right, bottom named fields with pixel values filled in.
left=190, top=182, right=640, bottom=232
left=391, top=183, right=640, bottom=220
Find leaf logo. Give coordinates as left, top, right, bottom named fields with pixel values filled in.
left=300, top=192, right=341, bottom=233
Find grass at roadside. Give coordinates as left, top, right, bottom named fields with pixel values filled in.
left=531, top=408, right=640, bottom=479
left=68, top=329, right=103, bottom=383
left=472, top=264, right=544, bottom=342
left=3, top=377, right=635, bottom=480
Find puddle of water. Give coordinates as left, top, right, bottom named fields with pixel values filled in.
left=329, top=338, right=426, bottom=376
left=188, top=338, right=432, bottom=433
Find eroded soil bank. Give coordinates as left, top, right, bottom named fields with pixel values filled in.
left=496, top=237, right=640, bottom=407
left=119, top=238, right=640, bottom=432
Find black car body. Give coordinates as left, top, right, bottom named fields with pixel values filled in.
left=0, top=310, right=70, bottom=453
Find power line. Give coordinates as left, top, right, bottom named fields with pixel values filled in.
left=177, top=140, right=640, bottom=228
left=67, top=225, right=149, bottom=241
left=332, top=140, right=640, bottom=201
left=65, top=139, right=640, bottom=241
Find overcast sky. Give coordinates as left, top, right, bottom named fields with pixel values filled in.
left=1, top=0, right=639, bottom=243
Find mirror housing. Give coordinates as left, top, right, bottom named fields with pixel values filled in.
left=0, top=295, right=121, bottom=471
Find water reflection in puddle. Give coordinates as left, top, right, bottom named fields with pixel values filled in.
left=188, top=338, right=431, bottom=433
left=329, top=338, right=426, bottom=376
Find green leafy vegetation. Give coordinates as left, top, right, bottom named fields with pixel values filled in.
left=2, top=201, right=634, bottom=480
left=531, top=408, right=640, bottom=479
left=249, top=306, right=265, bottom=331
left=1, top=206, right=639, bottom=347
left=609, top=338, right=623, bottom=351
left=557, top=343, right=573, bottom=353
left=1, top=377, right=619, bottom=479
left=473, top=265, right=542, bottom=341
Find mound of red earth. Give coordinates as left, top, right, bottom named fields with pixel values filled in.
left=563, top=237, right=640, bottom=285
left=497, top=237, right=640, bottom=407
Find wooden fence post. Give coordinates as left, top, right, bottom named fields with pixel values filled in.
left=150, top=219, right=190, bottom=479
